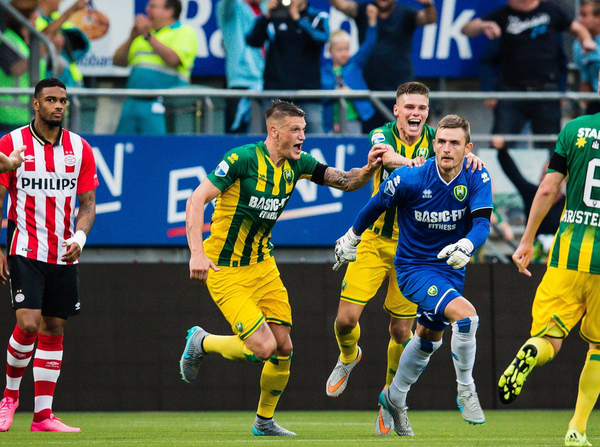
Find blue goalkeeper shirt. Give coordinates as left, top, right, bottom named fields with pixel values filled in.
left=354, top=158, right=493, bottom=273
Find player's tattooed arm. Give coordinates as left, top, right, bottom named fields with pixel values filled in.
left=76, top=189, right=96, bottom=235
left=323, top=166, right=372, bottom=192
left=323, top=167, right=353, bottom=191
left=323, top=144, right=386, bottom=192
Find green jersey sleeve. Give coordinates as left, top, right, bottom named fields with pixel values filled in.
left=369, top=124, right=396, bottom=147
left=207, top=146, right=250, bottom=191
left=297, top=151, right=321, bottom=181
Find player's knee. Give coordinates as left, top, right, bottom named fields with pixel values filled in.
left=389, top=322, right=413, bottom=345
left=17, top=315, right=41, bottom=334
left=18, top=322, right=39, bottom=334
left=444, top=296, right=477, bottom=323
left=336, top=314, right=359, bottom=333
left=253, top=339, right=278, bottom=361
left=275, top=347, right=293, bottom=358
left=276, top=341, right=293, bottom=357
left=451, top=315, right=479, bottom=338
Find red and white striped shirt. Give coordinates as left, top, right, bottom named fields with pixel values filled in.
left=0, top=123, right=99, bottom=265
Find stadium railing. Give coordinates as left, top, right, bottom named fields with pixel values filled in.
left=0, top=87, right=597, bottom=144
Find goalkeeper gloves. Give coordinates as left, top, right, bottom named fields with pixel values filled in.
left=332, top=227, right=361, bottom=271
left=437, top=238, right=474, bottom=269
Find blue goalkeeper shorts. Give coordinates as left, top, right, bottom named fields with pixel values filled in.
left=397, top=264, right=464, bottom=332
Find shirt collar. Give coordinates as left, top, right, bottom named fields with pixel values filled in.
left=30, top=120, right=63, bottom=147
left=155, top=20, right=181, bottom=33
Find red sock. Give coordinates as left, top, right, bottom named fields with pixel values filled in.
left=4, top=325, right=37, bottom=400
left=33, top=334, right=63, bottom=422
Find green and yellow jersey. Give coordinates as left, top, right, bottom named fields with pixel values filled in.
left=368, top=122, right=436, bottom=239
left=205, top=142, right=320, bottom=267
left=548, top=115, right=600, bottom=274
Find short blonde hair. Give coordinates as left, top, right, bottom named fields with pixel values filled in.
left=265, top=100, right=305, bottom=122
left=328, top=29, right=351, bottom=48
left=396, top=82, right=430, bottom=100
left=437, top=114, right=471, bottom=144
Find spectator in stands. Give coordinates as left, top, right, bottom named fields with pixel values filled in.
left=492, top=135, right=565, bottom=263
left=321, top=5, right=377, bottom=135
left=246, top=0, right=329, bottom=134
left=574, top=0, right=600, bottom=115
left=113, top=0, right=198, bottom=135
left=461, top=0, right=596, bottom=153
left=36, top=0, right=89, bottom=88
left=217, top=0, right=265, bottom=134
left=0, top=0, right=48, bottom=133
left=328, top=0, right=437, bottom=132
left=477, top=39, right=502, bottom=112
left=478, top=34, right=569, bottom=124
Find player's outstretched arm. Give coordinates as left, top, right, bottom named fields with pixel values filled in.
left=512, top=171, right=564, bottom=276
left=323, top=145, right=386, bottom=192
left=186, top=179, right=221, bottom=285
left=382, top=143, right=425, bottom=169
left=0, top=146, right=25, bottom=173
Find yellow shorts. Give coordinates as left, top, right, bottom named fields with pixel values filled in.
left=207, top=257, right=291, bottom=340
left=341, top=231, right=416, bottom=319
left=531, top=265, right=600, bottom=344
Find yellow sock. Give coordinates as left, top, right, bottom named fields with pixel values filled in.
left=203, top=334, right=262, bottom=362
left=385, top=335, right=412, bottom=388
left=335, top=320, right=361, bottom=364
left=257, top=355, right=291, bottom=419
left=569, top=349, right=600, bottom=433
left=523, top=337, right=554, bottom=367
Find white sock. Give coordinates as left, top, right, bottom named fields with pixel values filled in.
left=451, top=316, right=479, bottom=390
left=389, top=334, right=442, bottom=407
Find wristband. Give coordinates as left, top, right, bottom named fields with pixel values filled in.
left=457, top=238, right=474, bottom=254
left=66, top=230, right=87, bottom=251
left=348, top=227, right=361, bottom=244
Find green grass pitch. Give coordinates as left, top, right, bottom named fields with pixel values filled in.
left=0, top=410, right=597, bottom=446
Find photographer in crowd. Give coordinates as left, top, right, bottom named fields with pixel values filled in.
left=246, top=0, right=329, bottom=134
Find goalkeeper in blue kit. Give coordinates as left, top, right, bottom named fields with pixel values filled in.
left=333, top=115, right=493, bottom=436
